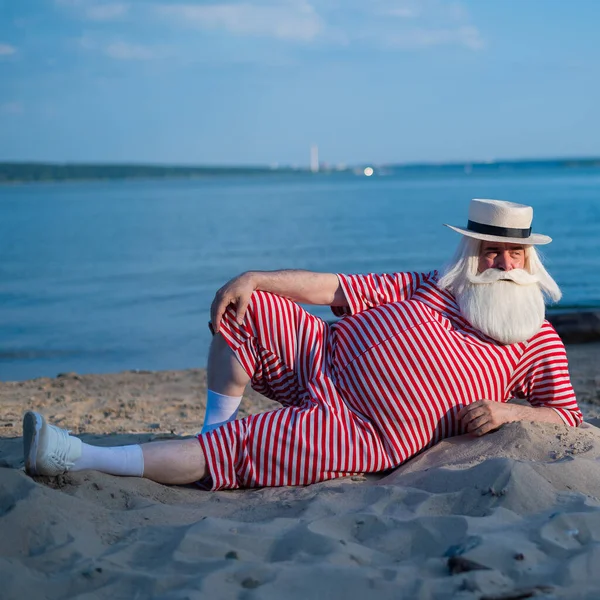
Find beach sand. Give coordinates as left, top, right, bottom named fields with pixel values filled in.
left=1, top=342, right=600, bottom=599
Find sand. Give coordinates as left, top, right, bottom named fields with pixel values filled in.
left=1, top=342, right=600, bottom=599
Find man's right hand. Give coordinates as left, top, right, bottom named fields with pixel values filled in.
left=210, top=271, right=257, bottom=334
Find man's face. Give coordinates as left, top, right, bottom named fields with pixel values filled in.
left=478, top=241, right=525, bottom=274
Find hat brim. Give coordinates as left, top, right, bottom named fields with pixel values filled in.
left=443, top=224, right=552, bottom=245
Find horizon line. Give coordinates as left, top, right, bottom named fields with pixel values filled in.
left=2, top=155, right=600, bottom=170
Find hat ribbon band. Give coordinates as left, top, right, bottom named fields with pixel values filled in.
left=467, top=220, right=531, bottom=239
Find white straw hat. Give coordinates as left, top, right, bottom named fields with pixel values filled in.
left=444, top=198, right=552, bottom=245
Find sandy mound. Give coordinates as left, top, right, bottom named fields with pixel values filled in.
left=3, top=421, right=600, bottom=599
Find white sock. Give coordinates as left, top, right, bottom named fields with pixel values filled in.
left=71, top=442, right=145, bottom=477
left=201, top=390, right=242, bottom=434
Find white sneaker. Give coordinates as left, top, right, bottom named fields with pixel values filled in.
left=23, top=411, right=82, bottom=476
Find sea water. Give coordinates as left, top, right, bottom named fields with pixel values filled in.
left=1, top=167, right=599, bottom=380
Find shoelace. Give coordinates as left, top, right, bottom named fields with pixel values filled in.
left=49, top=425, right=77, bottom=468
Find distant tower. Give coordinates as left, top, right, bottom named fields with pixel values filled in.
left=310, top=144, right=319, bottom=173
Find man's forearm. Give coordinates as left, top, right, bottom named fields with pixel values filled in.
left=511, top=404, right=565, bottom=425
left=248, top=270, right=346, bottom=306
left=459, top=399, right=567, bottom=437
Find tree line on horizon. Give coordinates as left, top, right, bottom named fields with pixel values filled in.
left=0, top=162, right=288, bottom=182
left=1, top=159, right=599, bottom=183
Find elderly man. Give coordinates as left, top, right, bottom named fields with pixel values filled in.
left=23, top=199, right=582, bottom=489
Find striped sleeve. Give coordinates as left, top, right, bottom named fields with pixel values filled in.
left=508, top=323, right=582, bottom=427
left=331, top=271, right=431, bottom=317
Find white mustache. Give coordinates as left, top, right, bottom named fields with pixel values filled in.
left=466, top=268, right=541, bottom=286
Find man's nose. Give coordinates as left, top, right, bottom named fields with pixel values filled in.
left=495, top=252, right=512, bottom=271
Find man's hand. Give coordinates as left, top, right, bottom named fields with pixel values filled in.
left=209, top=270, right=344, bottom=334
left=458, top=400, right=526, bottom=437
left=210, top=272, right=256, bottom=334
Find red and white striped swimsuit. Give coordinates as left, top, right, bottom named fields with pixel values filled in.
left=199, top=271, right=582, bottom=490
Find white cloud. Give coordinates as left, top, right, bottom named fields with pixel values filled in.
left=104, top=41, right=161, bottom=60
left=151, top=1, right=483, bottom=51
left=0, top=43, right=17, bottom=56
left=66, top=0, right=484, bottom=67
left=444, top=2, right=470, bottom=22
left=360, top=0, right=484, bottom=50
left=76, top=35, right=96, bottom=51
left=384, top=7, right=419, bottom=18
left=0, top=102, right=23, bottom=115
left=155, top=1, right=324, bottom=42
left=55, top=0, right=129, bottom=21
left=77, top=35, right=168, bottom=60
left=86, top=3, right=129, bottom=20
left=384, top=25, right=484, bottom=50
left=372, top=0, right=420, bottom=19
left=370, top=0, right=468, bottom=22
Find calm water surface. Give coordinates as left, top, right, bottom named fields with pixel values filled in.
left=1, top=169, right=599, bottom=380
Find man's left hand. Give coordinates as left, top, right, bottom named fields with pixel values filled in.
left=458, top=400, right=525, bottom=437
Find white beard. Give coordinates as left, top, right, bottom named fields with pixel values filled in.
left=455, top=269, right=546, bottom=345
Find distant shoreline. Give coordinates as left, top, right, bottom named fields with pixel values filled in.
left=546, top=310, right=600, bottom=345
left=2, top=158, right=600, bottom=184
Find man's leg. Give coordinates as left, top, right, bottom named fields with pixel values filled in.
left=197, top=292, right=337, bottom=490
left=200, top=333, right=250, bottom=433
left=207, top=333, right=250, bottom=395
left=140, top=438, right=207, bottom=484
left=23, top=411, right=207, bottom=485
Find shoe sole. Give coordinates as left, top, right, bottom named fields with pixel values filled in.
left=23, top=411, right=43, bottom=476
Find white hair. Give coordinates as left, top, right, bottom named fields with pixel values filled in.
left=438, top=236, right=562, bottom=304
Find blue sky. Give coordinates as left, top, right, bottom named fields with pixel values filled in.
left=1, top=0, right=599, bottom=166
